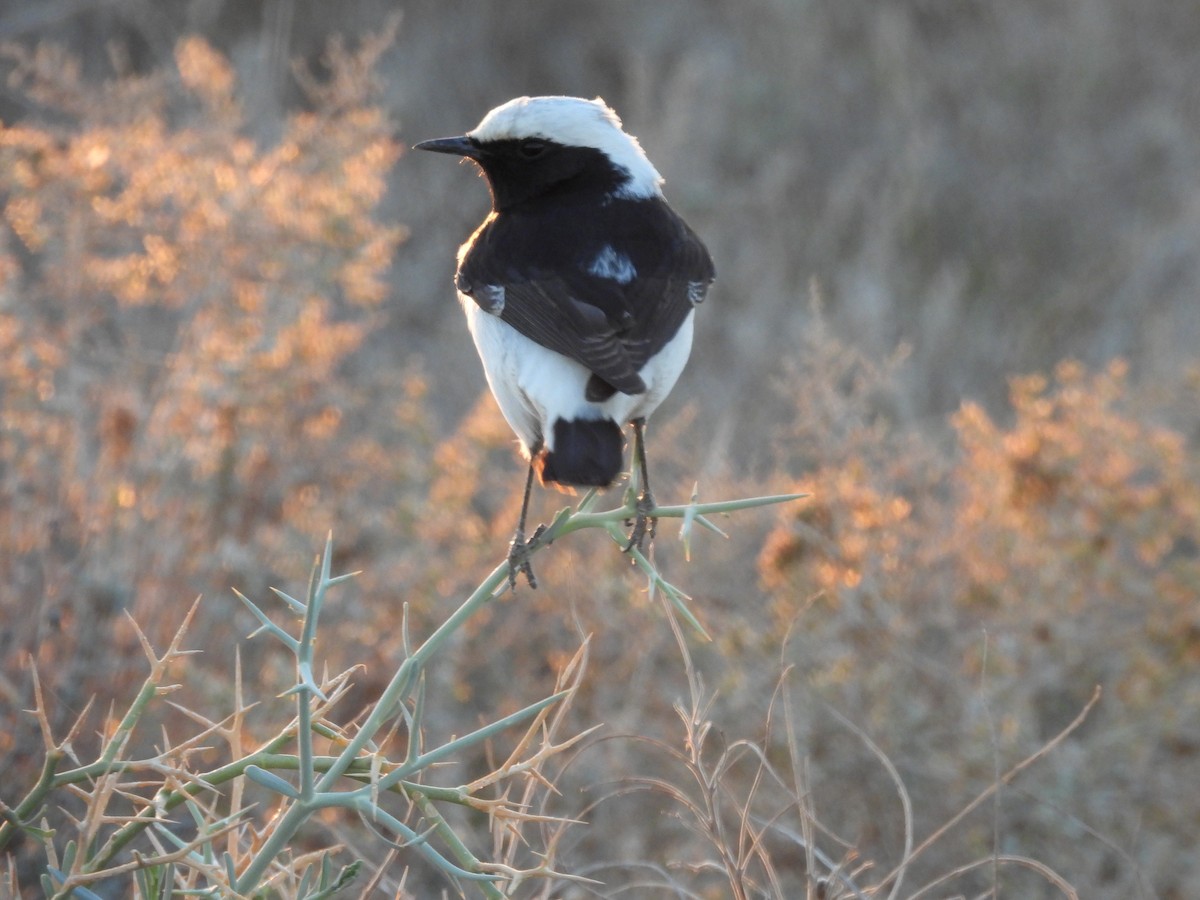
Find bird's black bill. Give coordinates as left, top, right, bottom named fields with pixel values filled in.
left=413, top=135, right=479, bottom=158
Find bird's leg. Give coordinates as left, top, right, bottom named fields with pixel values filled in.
left=508, top=457, right=544, bottom=589
left=624, top=418, right=657, bottom=554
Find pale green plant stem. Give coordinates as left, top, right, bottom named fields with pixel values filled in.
left=5, top=488, right=802, bottom=898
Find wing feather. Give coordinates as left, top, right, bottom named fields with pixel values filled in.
left=457, top=198, right=713, bottom=397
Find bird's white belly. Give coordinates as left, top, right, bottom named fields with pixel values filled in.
left=461, top=296, right=694, bottom=456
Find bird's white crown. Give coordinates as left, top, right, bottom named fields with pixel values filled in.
left=469, top=96, right=663, bottom=198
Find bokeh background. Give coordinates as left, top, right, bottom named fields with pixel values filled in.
left=1, top=2, right=1197, bottom=897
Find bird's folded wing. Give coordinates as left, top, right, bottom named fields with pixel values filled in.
left=494, top=274, right=648, bottom=396
left=458, top=220, right=714, bottom=398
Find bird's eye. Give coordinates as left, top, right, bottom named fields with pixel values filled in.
left=518, top=138, right=548, bottom=159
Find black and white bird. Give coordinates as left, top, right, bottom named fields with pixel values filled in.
left=415, top=95, right=713, bottom=587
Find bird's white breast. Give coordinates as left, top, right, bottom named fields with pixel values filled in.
left=461, top=294, right=693, bottom=457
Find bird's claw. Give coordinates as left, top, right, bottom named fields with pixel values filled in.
left=623, top=491, right=657, bottom=555
left=507, top=524, right=546, bottom=590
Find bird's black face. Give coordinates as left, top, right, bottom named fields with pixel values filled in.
left=415, top=135, right=627, bottom=212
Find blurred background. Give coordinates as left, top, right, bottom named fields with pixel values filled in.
left=1, top=1, right=1197, bottom=897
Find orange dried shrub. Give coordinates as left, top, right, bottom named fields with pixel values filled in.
left=0, top=33, right=417, bottom=753
left=751, top=346, right=1200, bottom=895
left=759, top=351, right=1200, bottom=675
left=952, top=360, right=1200, bottom=641
left=759, top=458, right=917, bottom=597
left=755, top=311, right=952, bottom=633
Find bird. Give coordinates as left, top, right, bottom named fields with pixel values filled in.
left=415, top=95, right=714, bottom=588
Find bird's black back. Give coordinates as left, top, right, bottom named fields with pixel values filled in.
left=457, top=193, right=714, bottom=397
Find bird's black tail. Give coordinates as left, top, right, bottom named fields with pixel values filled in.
left=537, top=417, right=624, bottom=488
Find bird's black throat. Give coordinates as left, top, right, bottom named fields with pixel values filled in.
left=470, top=139, right=630, bottom=212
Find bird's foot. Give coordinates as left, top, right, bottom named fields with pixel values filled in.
left=623, top=490, right=657, bottom=556
left=507, top=524, right=546, bottom=590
